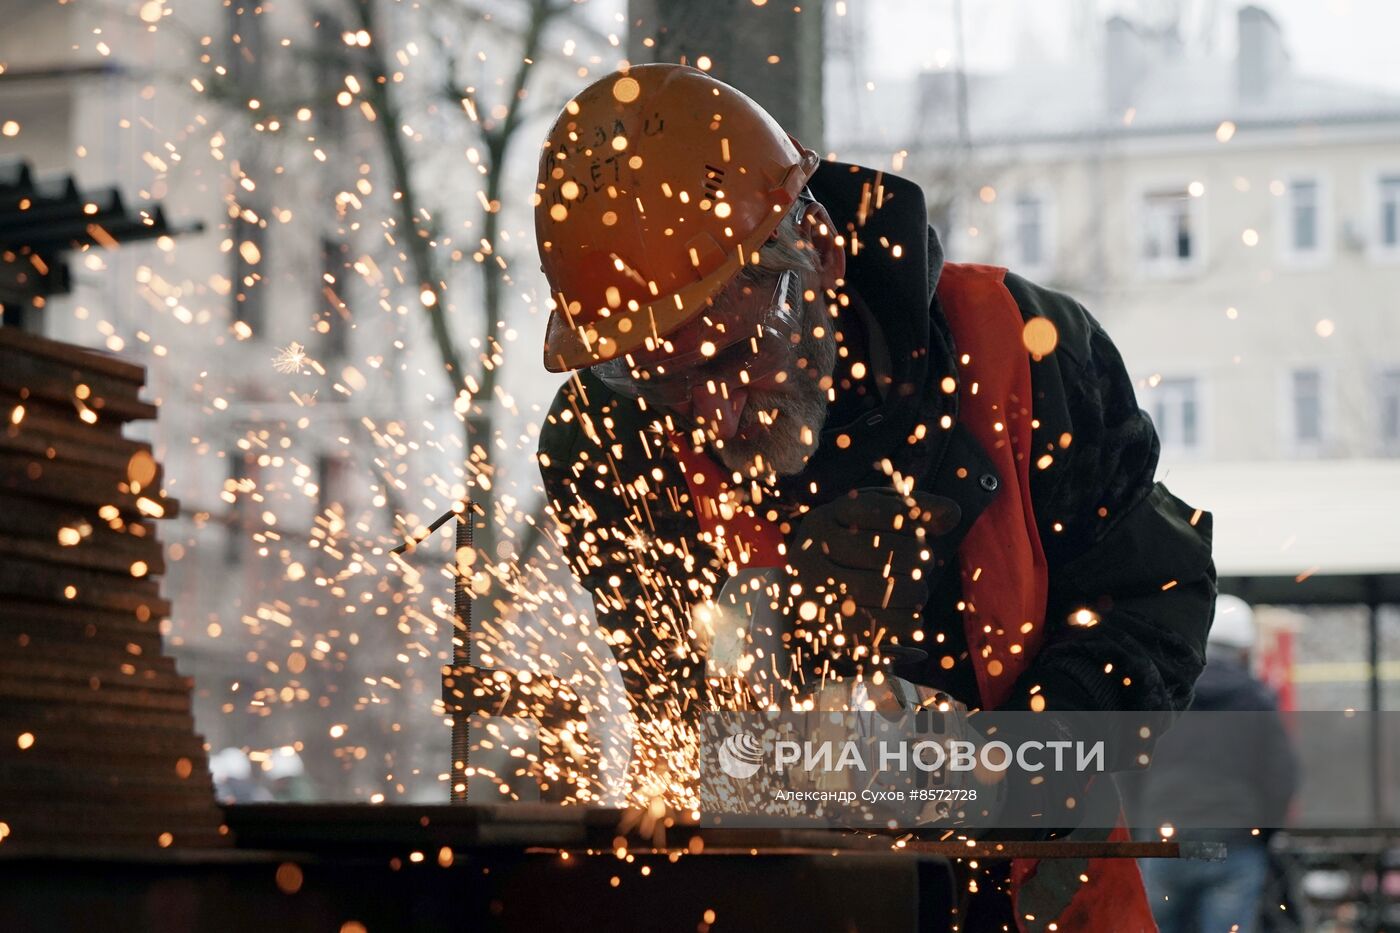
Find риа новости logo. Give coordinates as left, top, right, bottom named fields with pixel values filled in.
left=718, top=731, right=764, bottom=779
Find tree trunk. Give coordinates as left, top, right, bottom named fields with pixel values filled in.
left=627, top=0, right=824, bottom=151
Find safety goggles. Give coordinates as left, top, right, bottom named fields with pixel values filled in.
left=591, top=268, right=806, bottom=409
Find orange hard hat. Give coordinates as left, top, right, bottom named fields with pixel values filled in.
left=535, top=64, right=820, bottom=373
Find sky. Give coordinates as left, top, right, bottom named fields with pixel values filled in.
left=852, top=0, right=1400, bottom=93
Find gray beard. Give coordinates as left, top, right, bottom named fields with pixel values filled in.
left=716, top=309, right=838, bottom=479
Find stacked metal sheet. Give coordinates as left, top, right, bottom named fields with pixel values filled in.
left=0, top=327, right=227, bottom=850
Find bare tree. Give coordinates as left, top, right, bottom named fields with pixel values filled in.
left=190, top=0, right=605, bottom=569
left=347, top=0, right=586, bottom=572
left=163, top=0, right=607, bottom=799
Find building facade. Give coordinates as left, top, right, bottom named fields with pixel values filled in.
left=827, top=5, right=1400, bottom=714
left=835, top=5, right=1400, bottom=467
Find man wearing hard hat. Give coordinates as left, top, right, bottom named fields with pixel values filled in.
left=535, top=64, right=1215, bottom=930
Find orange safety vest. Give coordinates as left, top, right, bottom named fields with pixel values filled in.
left=940, top=264, right=1156, bottom=933
left=675, top=263, right=1157, bottom=932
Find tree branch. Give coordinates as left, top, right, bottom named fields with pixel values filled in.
left=349, top=0, right=469, bottom=401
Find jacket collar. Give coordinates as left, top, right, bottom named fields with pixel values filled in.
left=773, top=161, right=952, bottom=509
left=806, top=160, right=943, bottom=400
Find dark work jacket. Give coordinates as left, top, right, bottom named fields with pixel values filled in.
left=537, top=160, right=1216, bottom=735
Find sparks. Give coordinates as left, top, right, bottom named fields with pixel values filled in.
left=272, top=341, right=309, bottom=374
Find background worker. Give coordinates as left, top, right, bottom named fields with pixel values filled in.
left=1133, top=595, right=1299, bottom=933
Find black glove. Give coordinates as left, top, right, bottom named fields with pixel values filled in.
left=785, top=487, right=961, bottom=665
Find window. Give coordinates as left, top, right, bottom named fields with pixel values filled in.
left=1381, top=369, right=1400, bottom=452
left=1279, top=175, right=1330, bottom=263
left=224, top=449, right=256, bottom=565
left=927, top=196, right=955, bottom=248
left=1288, top=180, right=1319, bottom=253
left=313, top=454, right=351, bottom=575
left=225, top=3, right=265, bottom=87
left=231, top=215, right=266, bottom=334
left=1380, top=175, right=1400, bottom=251
left=1142, top=188, right=1197, bottom=272
left=1149, top=377, right=1201, bottom=453
left=319, top=237, right=349, bottom=359
left=314, top=9, right=348, bottom=139
left=227, top=4, right=267, bottom=336
left=1012, top=193, right=1046, bottom=272
left=316, top=453, right=350, bottom=517
left=1292, top=369, right=1323, bottom=446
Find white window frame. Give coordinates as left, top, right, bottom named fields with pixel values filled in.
left=1001, top=186, right=1055, bottom=280
left=1279, top=366, right=1333, bottom=457
left=1275, top=171, right=1333, bottom=267
left=1136, top=179, right=1207, bottom=279
left=1377, top=365, right=1400, bottom=456
left=1140, top=372, right=1208, bottom=461
left=1367, top=167, right=1400, bottom=263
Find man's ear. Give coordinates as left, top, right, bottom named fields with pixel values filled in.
left=799, top=200, right=847, bottom=290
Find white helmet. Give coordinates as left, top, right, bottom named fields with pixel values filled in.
left=266, top=746, right=306, bottom=780
left=1209, top=594, right=1256, bottom=651
left=209, top=747, right=252, bottom=782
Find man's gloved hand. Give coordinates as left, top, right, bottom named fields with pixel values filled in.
left=785, top=487, right=961, bottom=664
